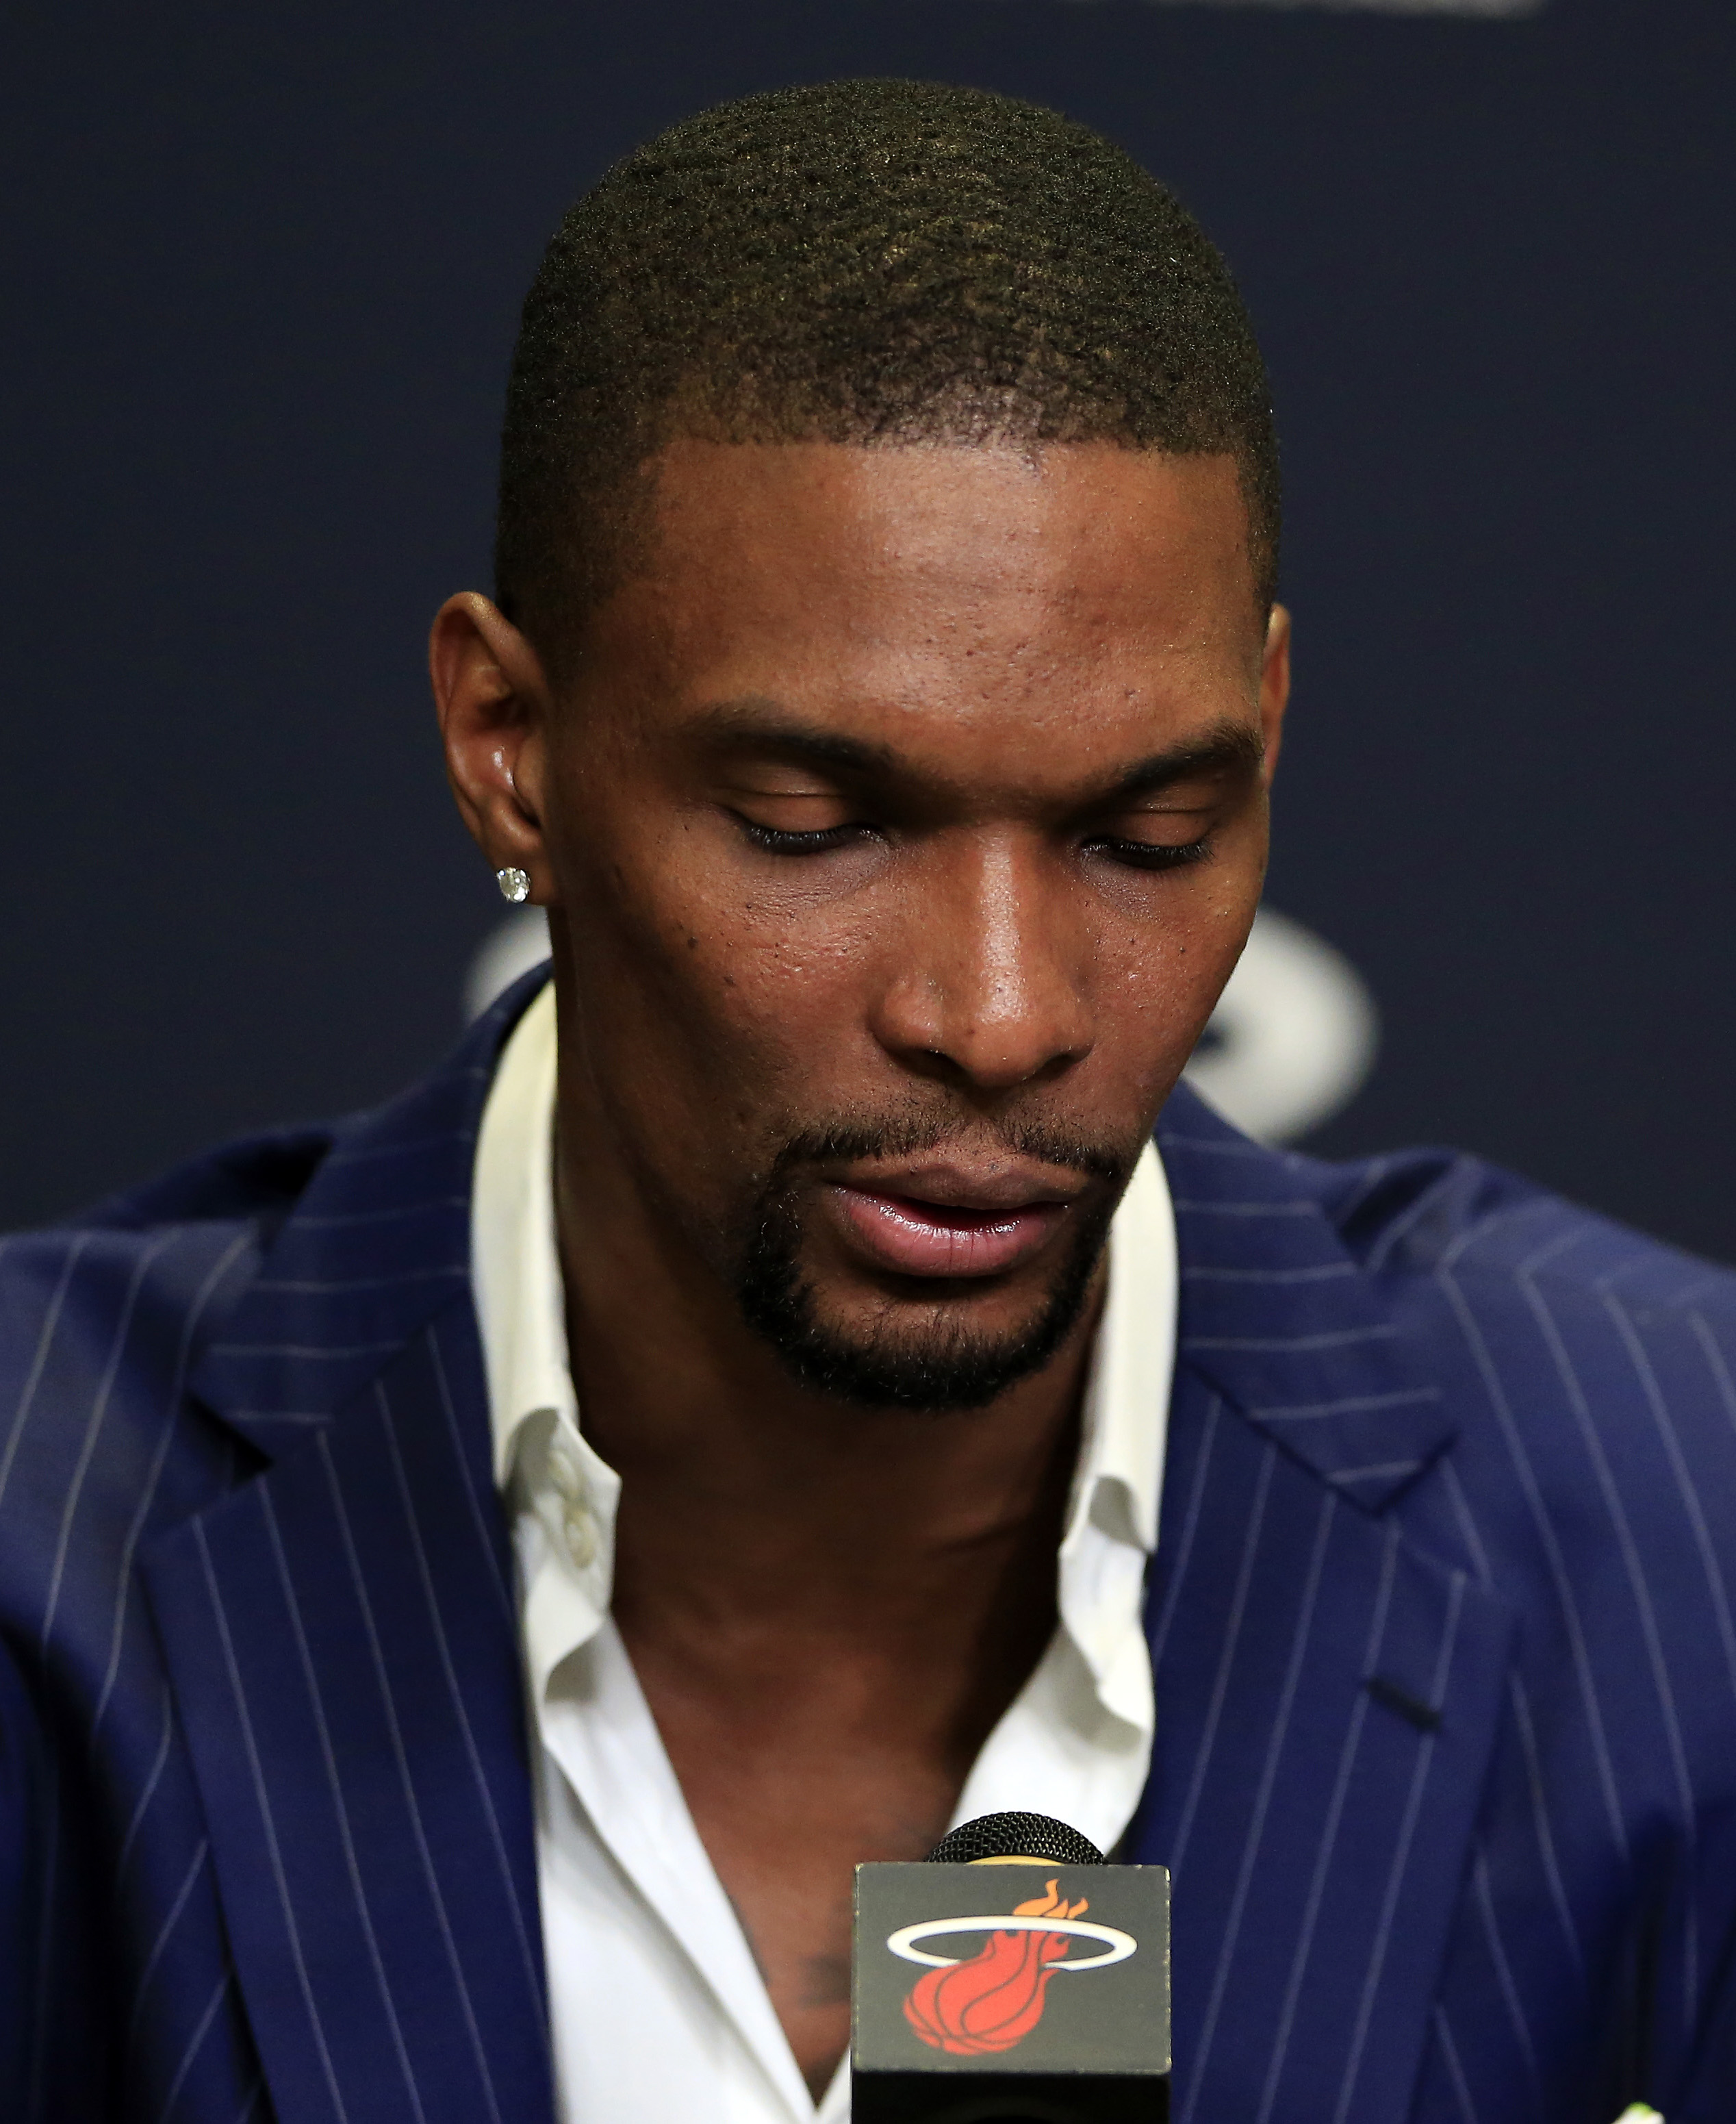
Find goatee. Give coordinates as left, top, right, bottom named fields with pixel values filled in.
left=732, top=1120, right=1132, bottom=1412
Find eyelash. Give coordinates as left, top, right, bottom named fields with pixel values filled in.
left=1090, top=834, right=1214, bottom=873
left=738, top=820, right=867, bottom=855
left=738, top=818, right=1214, bottom=872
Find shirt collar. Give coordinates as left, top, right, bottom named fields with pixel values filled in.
left=472, top=980, right=572, bottom=1489
left=470, top=981, right=1175, bottom=1715
left=1071, top=1137, right=1173, bottom=1558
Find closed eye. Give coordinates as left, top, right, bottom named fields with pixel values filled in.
left=1088, top=833, right=1214, bottom=872
left=736, top=817, right=873, bottom=855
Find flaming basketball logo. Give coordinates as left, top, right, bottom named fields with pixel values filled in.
left=887, top=1878, right=1138, bottom=2058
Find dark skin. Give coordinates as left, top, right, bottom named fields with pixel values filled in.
left=432, top=438, right=1289, bottom=2093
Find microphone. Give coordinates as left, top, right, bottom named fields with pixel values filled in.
left=852, top=1810, right=1171, bottom=2122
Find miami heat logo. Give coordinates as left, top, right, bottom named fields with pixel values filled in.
left=888, top=1878, right=1138, bottom=2056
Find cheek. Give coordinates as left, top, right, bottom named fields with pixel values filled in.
left=560, top=837, right=878, bottom=1141
left=1099, top=894, right=1258, bottom=1087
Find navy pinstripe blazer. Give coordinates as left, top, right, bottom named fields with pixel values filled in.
left=3, top=972, right=1734, bottom=2123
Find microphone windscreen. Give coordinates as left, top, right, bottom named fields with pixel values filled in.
left=926, top=1812, right=1105, bottom=1868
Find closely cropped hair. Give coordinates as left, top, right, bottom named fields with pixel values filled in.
left=496, top=78, right=1279, bottom=668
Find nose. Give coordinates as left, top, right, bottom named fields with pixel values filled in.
left=871, top=833, right=1095, bottom=1094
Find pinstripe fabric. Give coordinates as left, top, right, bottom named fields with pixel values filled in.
left=3, top=971, right=1733, bottom=2120
left=0, top=995, right=550, bottom=2124
left=1, top=1192, right=289, bottom=2118
left=1132, top=1113, right=1736, bottom=2122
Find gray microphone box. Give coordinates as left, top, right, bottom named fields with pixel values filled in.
left=852, top=1860, right=1171, bottom=2123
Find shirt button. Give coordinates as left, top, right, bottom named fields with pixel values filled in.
left=563, top=1504, right=597, bottom=1568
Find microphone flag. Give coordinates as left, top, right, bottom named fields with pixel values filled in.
left=852, top=1819, right=1170, bottom=2123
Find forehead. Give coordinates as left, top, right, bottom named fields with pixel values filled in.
left=582, top=440, right=1262, bottom=774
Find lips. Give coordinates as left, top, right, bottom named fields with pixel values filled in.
left=829, top=1183, right=1070, bottom=1280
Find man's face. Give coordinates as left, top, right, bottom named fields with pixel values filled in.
left=518, top=440, right=1286, bottom=1405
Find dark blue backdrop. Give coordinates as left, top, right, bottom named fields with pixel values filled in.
left=4, top=0, right=1733, bottom=1254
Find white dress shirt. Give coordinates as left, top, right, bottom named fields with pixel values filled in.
left=471, top=981, right=1177, bottom=2124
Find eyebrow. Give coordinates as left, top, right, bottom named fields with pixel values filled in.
left=689, top=697, right=1263, bottom=808
left=1090, top=722, right=1266, bottom=808
left=689, top=698, right=900, bottom=779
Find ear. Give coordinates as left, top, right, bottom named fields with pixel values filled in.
left=430, top=593, right=558, bottom=905
left=1258, top=603, right=1292, bottom=786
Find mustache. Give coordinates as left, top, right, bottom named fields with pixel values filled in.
left=760, top=1112, right=1136, bottom=1189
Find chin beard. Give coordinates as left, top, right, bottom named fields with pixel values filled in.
left=731, top=1126, right=1127, bottom=1413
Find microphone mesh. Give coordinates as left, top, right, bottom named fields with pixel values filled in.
left=926, top=1811, right=1105, bottom=1867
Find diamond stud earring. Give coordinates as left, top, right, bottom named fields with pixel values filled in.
left=496, top=867, right=531, bottom=905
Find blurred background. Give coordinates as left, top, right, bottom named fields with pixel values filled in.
left=3, top=0, right=1733, bottom=1252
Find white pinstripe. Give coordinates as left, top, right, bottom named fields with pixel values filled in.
left=1469, top=1845, right=1546, bottom=2112
left=126, top=1838, right=212, bottom=2046
left=376, top=1363, right=551, bottom=2058
left=156, top=1970, right=232, bottom=2123
left=0, top=1231, right=93, bottom=1510
left=1182, top=1261, right=1356, bottom=1285
left=207, top=1341, right=406, bottom=1361
left=1605, top=1297, right=1736, bottom=1702
left=40, top=1229, right=179, bottom=1650
left=1147, top=1393, right=1223, bottom=1673
left=1429, top=2001, right=1481, bottom=2124
left=118, top=1686, right=177, bottom=1880
left=1158, top=1133, right=1282, bottom=1157
left=1505, top=1222, right=1592, bottom=1282
left=1506, top=1671, right=1590, bottom=1986
left=1171, top=1198, right=1320, bottom=1217
left=224, top=1409, right=336, bottom=1426
left=294, top=1196, right=469, bottom=1231
left=1252, top=1388, right=1440, bottom=1421
left=1331, top=1570, right=1466, bottom=2124
left=95, top=1228, right=257, bottom=1734
left=1362, top=1172, right=1462, bottom=1277
left=1185, top=1326, right=1396, bottom=1354
left=253, top=1267, right=467, bottom=1296
left=1168, top=1441, right=1277, bottom=1878
left=1522, top=1271, right=1700, bottom=2014
left=258, top=1484, right=428, bottom=2124
left=1373, top=1184, right=1558, bottom=1281
left=319, top=1127, right=478, bottom=1170
left=1179, top=1487, right=1337, bottom=2124
left=316, top=1430, right=507, bottom=2124
left=1253, top=1523, right=1400, bottom=2124
left=1659, top=1266, right=1726, bottom=1308
left=1436, top=1266, right=1631, bottom=1864
left=193, top=1517, right=350, bottom=2124
left=1323, top=1457, right=1425, bottom=1487
left=1328, top=1154, right=1403, bottom=1231
left=426, top=1330, right=513, bottom=1618
left=1688, top=1307, right=1736, bottom=1445
left=1438, top=1456, right=1494, bottom=1586
left=225, top=2072, right=266, bottom=2124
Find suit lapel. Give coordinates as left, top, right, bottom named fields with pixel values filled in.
left=1132, top=1091, right=1515, bottom=2124
left=142, top=977, right=555, bottom=2124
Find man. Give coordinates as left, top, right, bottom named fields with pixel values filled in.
left=1, top=77, right=1731, bottom=2124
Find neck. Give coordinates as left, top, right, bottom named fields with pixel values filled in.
left=549, top=1034, right=1112, bottom=2095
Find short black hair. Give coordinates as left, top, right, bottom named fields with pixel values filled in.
left=496, top=78, right=1279, bottom=670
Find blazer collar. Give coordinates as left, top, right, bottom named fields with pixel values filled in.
left=1156, top=1085, right=1456, bottom=1513
left=188, top=969, right=548, bottom=1463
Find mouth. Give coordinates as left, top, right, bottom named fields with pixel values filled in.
left=824, top=1162, right=1084, bottom=1281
